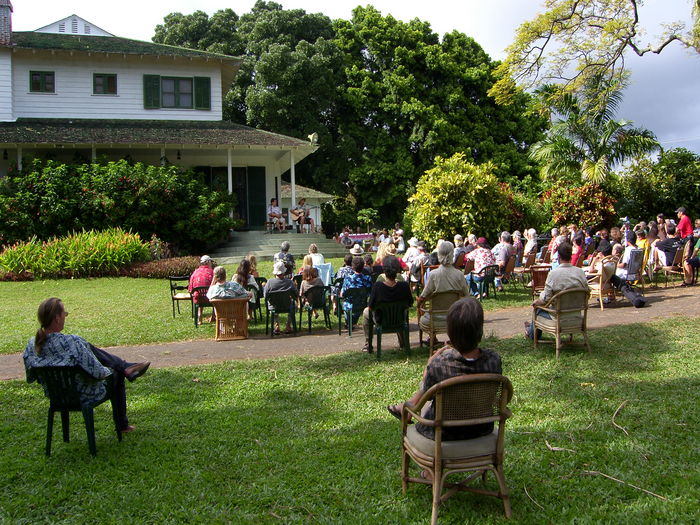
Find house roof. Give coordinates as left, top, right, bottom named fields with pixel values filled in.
left=280, top=183, right=335, bottom=200
left=0, top=119, right=315, bottom=150
left=8, top=31, right=241, bottom=64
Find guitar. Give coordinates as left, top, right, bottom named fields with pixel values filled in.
left=289, top=205, right=318, bottom=222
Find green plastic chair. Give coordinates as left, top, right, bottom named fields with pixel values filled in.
left=470, top=264, right=499, bottom=301
left=265, top=289, right=298, bottom=336
left=338, top=286, right=370, bottom=337
left=191, top=285, right=213, bottom=327
left=299, top=285, right=331, bottom=332
left=31, top=366, right=122, bottom=457
left=367, top=300, right=411, bottom=360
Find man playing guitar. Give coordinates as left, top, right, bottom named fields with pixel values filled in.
left=290, top=198, right=315, bottom=233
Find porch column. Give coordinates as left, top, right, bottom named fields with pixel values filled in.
left=17, top=146, right=22, bottom=171
left=91, top=145, right=96, bottom=162
left=227, top=148, right=233, bottom=219
left=290, top=149, right=296, bottom=208
left=160, top=147, right=165, bottom=166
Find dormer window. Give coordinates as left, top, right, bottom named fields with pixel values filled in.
left=30, top=71, right=55, bottom=93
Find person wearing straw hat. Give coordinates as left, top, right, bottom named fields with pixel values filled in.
left=350, top=243, right=364, bottom=256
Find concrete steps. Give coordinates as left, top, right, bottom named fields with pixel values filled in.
left=210, top=230, right=347, bottom=264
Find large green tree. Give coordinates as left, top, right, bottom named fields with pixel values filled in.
left=490, top=0, right=700, bottom=105
left=334, top=6, right=545, bottom=218
left=529, top=78, right=660, bottom=184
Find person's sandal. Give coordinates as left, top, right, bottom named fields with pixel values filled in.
left=386, top=405, right=401, bottom=420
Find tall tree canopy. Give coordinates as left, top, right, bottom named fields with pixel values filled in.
left=153, top=3, right=545, bottom=222
left=529, top=78, right=660, bottom=184
left=490, top=0, right=700, bottom=105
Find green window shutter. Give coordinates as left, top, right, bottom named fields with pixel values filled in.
left=194, top=76, right=211, bottom=110
left=143, top=75, right=161, bottom=109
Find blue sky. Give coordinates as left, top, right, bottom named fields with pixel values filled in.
left=13, top=0, right=700, bottom=154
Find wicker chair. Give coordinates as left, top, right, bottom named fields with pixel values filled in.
left=30, top=366, right=122, bottom=457
left=417, top=291, right=463, bottom=355
left=532, top=287, right=591, bottom=359
left=210, top=298, right=249, bottom=341
left=401, top=374, right=514, bottom=523
left=587, top=256, right=617, bottom=310
left=529, top=265, right=551, bottom=299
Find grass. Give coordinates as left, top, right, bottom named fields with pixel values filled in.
left=0, top=259, right=533, bottom=355
left=1, top=318, right=698, bottom=523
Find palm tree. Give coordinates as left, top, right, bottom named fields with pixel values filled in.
left=529, top=78, right=660, bottom=184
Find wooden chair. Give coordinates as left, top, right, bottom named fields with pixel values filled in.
left=417, top=291, right=463, bottom=355
left=454, top=252, right=466, bottom=269
left=462, top=258, right=474, bottom=276
left=299, top=285, right=331, bottom=333
left=30, top=366, right=122, bottom=457
left=418, top=261, right=440, bottom=296
left=536, top=246, right=549, bottom=264
left=587, top=256, right=616, bottom=310
left=530, top=265, right=551, bottom=299
left=512, top=252, right=535, bottom=286
left=532, top=287, right=591, bottom=359
left=661, top=241, right=690, bottom=287
left=210, top=298, right=249, bottom=341
left=337, top=286, right=370, bottom=336
left=401, top=374, right=514, bottom=523
left=191, top=286, right=213, bottom=328
left=469, top=264, right=499, bottom=301
left=366, top=300, right=411, bottom=360
left=500, top=254, right=516, bottom=287
left=168, top=275, right=191, bottom=318
left=265, top=289, right=298, bottom=336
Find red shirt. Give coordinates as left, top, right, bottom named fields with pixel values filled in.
left=677, top=214, right=693, bottom=238
left=188, top=265, right=214, bottom=302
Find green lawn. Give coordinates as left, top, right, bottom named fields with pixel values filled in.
left=1, top=259, right=533, bottom=355
left=1, top=318, right=698, bottom=523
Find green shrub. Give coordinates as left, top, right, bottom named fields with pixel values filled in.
left=510, top=190, right=552, bottom=233
left=541, top=181, right=617, bottom=229
left=120, top=256, right=200, bottom=278
left=405, top=153, right=509, bottom=245
left=0, top=159, right=239, bottom=253
left=0, top=228, right=150, bottom=279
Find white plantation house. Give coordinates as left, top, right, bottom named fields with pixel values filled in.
left=0, top=2, right=319, bottom=229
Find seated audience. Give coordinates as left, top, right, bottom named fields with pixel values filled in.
left=403, top=237, right=420, bottom=267
left=24, top=298, right=150, bottom=434
left=245, top=254, right=260, bottom=278
left=207, top=266, right=251, bottom=300
left=526, top=242, right=588, bottom=339
left=263, top=261, right=299, bottom=334
left=453, top=234, right=467, bottom=265
left=418, top=242, right=469, bottom=345
left=188, top=255, right=215, bottom=324
left=656, top=214, right=667, bottom=241
left=676, top=207, right=693, bottom=240
left=362, top=257, right=413, bottom=352
left=273, top=241, right=295, bottom=277
left=523, top=228, right=538, bottom=258
left=571, top=236, right=585, bottom=267
left=512, top=231, right=524, bottom=267
left=464, top=233, right=478, bottom=254
left=465, top=237, right=497, bottom=296
left=308, top=243, right=325, bottom=265
left=492, top=231, right=515, bottom=290
left=386, top=298, right=502, bottom=451
left=340, top=256, right=373, bottom=324
left=654, top=224, right=682, bottom=267
left=596, top=229, right=613, bottom=256
left=299, top=266, right=325, bottom=317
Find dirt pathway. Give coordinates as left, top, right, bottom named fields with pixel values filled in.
left=2, top=285, right=698, bottom=381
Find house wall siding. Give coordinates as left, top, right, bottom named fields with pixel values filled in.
left=0, top=49, right=13, bottom=121
left=11, top=53, right=223, bottom=121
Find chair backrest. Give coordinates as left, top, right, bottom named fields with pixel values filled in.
left=266, top=289, right=297, bottom=313
left=292, top=274, right=303, bottom=290
left=31, top=366, right=100, bottom=410
left=454, top=252, right=466, bottom=269
left=476, top=264, right=499, bottom=281
left=625, top=248, right=644, bottom=281
left=414, top=374, right=513, bottom=440
left=315, top=263, right=333, bottom=286
left=191, top=286, right=211, bottom=305
left=255, top=276, right=268, bottom=290
left=169, top=275, right=190, bottom=296
left=342, top=286, right=369, bottom=314
left=597, top=256, right=616, bottom=286
left=543, top=248, right=552, bottom=264
left=574, top=251, right=585, bottom=267
left=372, top=301, right=410, bottom=332
left=545, top=287, right=590, bottom=317
left=210, top=298, right=248, bottom=340
left=503, top=254, right=516, bottom=275
left=246, top=284, right=260, bottom=306
left=530, top=265, right=551, bottom=295
left=522, top=252, right=535, bottom=269
left=463, top=257, right=474, bottom=275
left=426, top=290, right=463, bottom=312
left=303, top=285, right=327, bottom=309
